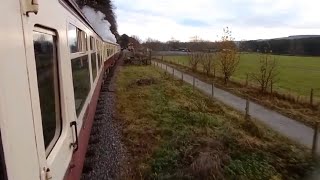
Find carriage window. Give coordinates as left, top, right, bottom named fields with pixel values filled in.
left=68, top=24, right=86, bottom=53
left=33, top=31, right=61, bottom=155
left=0, top=132, right=7, bottom=180
left=83, top=33, right=88, bottom=51
left=71, top=55, right=91, bottom=116
left=68, top=24, right=78, bottom=53
left=101, top=52, right=104, bottom=64
left=90, top=37, right=95, bottom=50
left=91, top=53, right=97, bottom=81
left=97, top=52, right=101, bottom=69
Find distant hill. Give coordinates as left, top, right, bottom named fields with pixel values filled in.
left=256, top=35, right=320, bottom=41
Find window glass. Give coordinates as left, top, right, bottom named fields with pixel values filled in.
left=101, top=54, right=104, bottom=66
left=91, top=53, right=97, bottom=81
left=0, top=133, right=7, bottom=180
left=71, top=55, right=90, bottom=116
left=83, top=33, right=87, bottom=51
left=68, top=24, right=86, bottom=53
left=90, top=37, right=94, bottom=50
left=97, top=52, right=101, bottom=69
left=33, top=31, right=61, bottom=154
left=68, top=24, right=78, bottom=53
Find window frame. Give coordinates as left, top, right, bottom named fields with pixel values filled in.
left=33, top=28, right=62, bottom=156
left=68, top=24, right=87, bottom=59
left=70, top=54, right=91, bottom=117
left=90, top=36, right=98, bottom=83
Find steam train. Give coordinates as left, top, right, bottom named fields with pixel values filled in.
left=0, top=0, right=120, bottom=179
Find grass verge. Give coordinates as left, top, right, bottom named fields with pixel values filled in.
left=116, top=65, right=316, bottom=179
left=155, top=57, right=320, bottom=127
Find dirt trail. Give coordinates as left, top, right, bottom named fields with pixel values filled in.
left=153, top=61, right=320, bottom=154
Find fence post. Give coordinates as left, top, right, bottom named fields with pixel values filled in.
left=149, top=51, right=151, bottom=62
left=310, top=88, right=314, bottom=106
left=193, top=77, right=195, bottom=91
left=245, top=74, right=249, bottom=87
left=245, top=99, right=250, bottom=119
left=181, top=72, right=184, bottom=82
left=312, top=122, right=319, bottom=157
left=212, top=83, right=215, bottom=97
left=165, top=65, right=167, bottom=75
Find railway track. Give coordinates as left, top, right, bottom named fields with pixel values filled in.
left=81, top=57, right=128, bottom=180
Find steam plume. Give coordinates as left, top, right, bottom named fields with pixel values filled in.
left=81, top=6, right=116, bottom=43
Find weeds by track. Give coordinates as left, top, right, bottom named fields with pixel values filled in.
left=115, top=65, right=317, bottom=179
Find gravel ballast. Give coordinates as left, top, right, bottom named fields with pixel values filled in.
left=81, top=58, right=128, bottom=180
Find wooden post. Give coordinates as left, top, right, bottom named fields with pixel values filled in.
left=245, top=99, right=250, bottom=119
left=312, top=122, right=319, bottom=157
left=212, top=83, right=215, bottom=97
left=193, top=77, right=195, bottom=91
left=245, top=74, right=249, bottom=87
left=310, top=88, right=314, bottom=106
left=181, top=72, right=184, bottom=81
left=165, top=65, right=167, bottom=75
left=149, top=51, right=151, bottom=62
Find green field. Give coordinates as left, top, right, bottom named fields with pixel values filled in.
left=160, top=53, right=320, bottom=99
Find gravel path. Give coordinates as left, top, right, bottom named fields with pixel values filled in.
left=152, top=61, right=320, bottom=154
left=81, top=58, right=128, bottom=180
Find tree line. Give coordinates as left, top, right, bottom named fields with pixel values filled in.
left=240, top=37, right=320, bottom=56
left=139, top=36, right=320, bottom=57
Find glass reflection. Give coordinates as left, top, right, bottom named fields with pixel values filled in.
left=33, top=31, right=61, bottom=153
left=71, top=55, right=90, bottom=116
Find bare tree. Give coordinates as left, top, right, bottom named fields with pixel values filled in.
left=217, top=27, right=240, bottom=84
left=143, top=38, right=164, bottom=51
left=131, top=35, right=141, bottom=44
left=188, top=52, right=202, bottom=72
left=200, top=53, right=217, bottom=76
left=251, top=53, right=278, bottom=93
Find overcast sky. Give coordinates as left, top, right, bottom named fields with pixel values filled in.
left=114, top=0, right=320, bottom=42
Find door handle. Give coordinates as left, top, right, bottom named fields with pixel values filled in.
left=70, top=121, right=79, bottom=152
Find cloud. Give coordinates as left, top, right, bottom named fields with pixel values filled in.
left=114, top=0, right=320, bottom=42
left=179, top=19, right=209, bottom=27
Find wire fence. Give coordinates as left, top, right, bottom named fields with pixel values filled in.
left=151, top=53, right=320, bottom=107
left=152, top=60, right=320, bottom=156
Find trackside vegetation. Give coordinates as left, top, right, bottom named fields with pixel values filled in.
left=116, top=65, right=316, bottom=179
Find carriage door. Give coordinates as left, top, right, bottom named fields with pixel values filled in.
left=32, top=28, right=69, bottom=179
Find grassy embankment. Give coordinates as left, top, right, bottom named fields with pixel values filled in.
left=155, top=53, right=320, bottom=127
left=116, top=65, right=316, bottom=179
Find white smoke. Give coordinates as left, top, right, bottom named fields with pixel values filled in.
left=81, top=6, right=116, bottom=43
